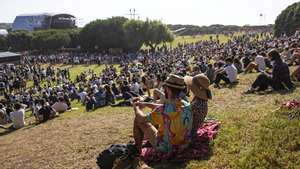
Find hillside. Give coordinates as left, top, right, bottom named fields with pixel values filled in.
left=0, top=65, right=299, bottom=169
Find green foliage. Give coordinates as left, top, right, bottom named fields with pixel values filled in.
left=67, top=29, right=81, bottom=48
left=7, top=30, right=32, bottom=51
left=0, top=36, right=8, bottom=51
left=79, top=17, right=174, bottom=51
left=32, top=30, right=71, bottom=50
left=79, top=17, right=128, bottom=50
left=274, top=2, right=300, bottom=37
left=143, top=20, right=174, bottom=51
left=123, top=20, right=145, bottom=51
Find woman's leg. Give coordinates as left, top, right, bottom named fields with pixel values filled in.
left=133, top=118, right=158, bottom=152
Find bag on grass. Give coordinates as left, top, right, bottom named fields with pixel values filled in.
left=96, top=143, right=138, bottom=169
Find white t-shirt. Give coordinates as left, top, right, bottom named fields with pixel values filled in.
left=52, top=102, right=68, bottom=113
left=255, top=55, right=266, bottom=71
left=78, top=91, right=87, bottom=102
left=225, top=64, right=237, bottom=83
left=131, top=82, right=140, bottom=94
left=10, top=109, right=25, bottom=129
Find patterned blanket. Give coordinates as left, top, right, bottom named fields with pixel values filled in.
left=140, top=121, right=220, bottom=163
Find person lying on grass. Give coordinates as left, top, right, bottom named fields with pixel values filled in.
left=132, top=74, right=193, bottom=156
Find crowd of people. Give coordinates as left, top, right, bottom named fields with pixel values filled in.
left=0, top=32, right=299, bottom=136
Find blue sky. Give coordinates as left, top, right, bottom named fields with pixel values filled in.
left=0, top=0, right=298, bottom=26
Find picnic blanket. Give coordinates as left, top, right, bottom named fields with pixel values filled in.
left=140, top=121, right=220, bottom=163
left=281, top=100, right=300, bottom=110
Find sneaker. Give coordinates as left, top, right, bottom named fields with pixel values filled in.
left=243, top=89, right=255, bottom=94
left=112, top=158, right=132, bottom=169
left=132, top=157, right=151, bottom=169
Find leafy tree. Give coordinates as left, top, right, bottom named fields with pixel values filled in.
left=143, top=20, right=174, bottom=51
left=32, top=30, right=70, bottom=51
left=123, top=20, right=145, bottom=51
left=79, top=17, right=128, bottom=50
left=80, top=18, right=174, bottom=52
left=67, top=29, right=81, bottom=48
left=7, top=30, right=32, bottom=51
left=0, top=36, right=8, bottom=51
left=274, top=2, right=300, bottom=37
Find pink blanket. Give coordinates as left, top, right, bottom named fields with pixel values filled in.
left=140, top=121, right=220, bottom=162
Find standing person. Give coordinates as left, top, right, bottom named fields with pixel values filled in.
left=10, top=103, right=25, bottom=129
left=185, top=74, right=212, bottom=138
left=132, top=74, right=193, bottom=155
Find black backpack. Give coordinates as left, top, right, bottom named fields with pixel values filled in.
left=96, top=143, right=138, bottom=169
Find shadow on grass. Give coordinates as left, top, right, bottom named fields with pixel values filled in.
left=0, top=127, right=14, bottom=137
left=148, top=145, right=214, bottom=169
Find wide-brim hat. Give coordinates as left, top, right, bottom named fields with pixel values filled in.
left=163, top=74, right=186, bottom=90
left=184, top=74, right=212, bottom=100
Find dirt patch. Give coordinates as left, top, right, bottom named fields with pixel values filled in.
left=0, top=110, right=134, bottom=169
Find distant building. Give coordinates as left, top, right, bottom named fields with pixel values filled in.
left=12, top=13, right=76, bottom=31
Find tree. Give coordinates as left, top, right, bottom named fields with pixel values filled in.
left=123, top=20, right=145, bottom=51
left=143, top=20, right=174, bottom=51
left=67, top=29, right=81, bottom=48
left=32, top=30, right=71, bottom=51
left=0, top=36, right=8, bottom=51
left=80, top=18, right=174, bottom=52
left=274, top=2, right=300, bottom=37
left=7, top=30, right=32, bottom=51
left=79, top=17, right=128, bottom=50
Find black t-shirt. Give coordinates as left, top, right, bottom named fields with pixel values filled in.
left=38, top=106, right=52, bottom=122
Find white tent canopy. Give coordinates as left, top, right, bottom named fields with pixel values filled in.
left=0, top=29, right=8, bottom=36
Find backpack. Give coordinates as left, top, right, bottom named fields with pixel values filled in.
left=96, top=143, right=138, bottom=169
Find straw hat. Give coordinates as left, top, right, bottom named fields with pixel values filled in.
left=184, top=74, right=212, bottom=100
left=163, top=74, right=186, bottom=90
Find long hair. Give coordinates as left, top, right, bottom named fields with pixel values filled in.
left=268, top=49, right=282, bottom=62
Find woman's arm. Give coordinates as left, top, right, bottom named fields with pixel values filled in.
left=135, top=102, right=162, bottom=110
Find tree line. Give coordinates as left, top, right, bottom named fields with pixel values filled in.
left=0, top=17, right=174, bottom=52
left=274, top=2, right=300, bottom=37
left=168, top=24, right=273, bottom=36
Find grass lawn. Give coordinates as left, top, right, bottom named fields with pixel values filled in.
left=142, top=34, right=231, bottom=50
left=0, top=66, right=299, bottom=169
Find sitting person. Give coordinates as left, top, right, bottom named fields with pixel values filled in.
left=111, top=83, right=122, bottom=99
left=10, top=103, right=25, bottom=129
left=85, top=92, right=96, bottom=111
left=0, top=103, right=7, bottom=125
left=51, top=97, right=68, bottom=113
left=245, top=49, right=294, bottom=93
left=104, top=85, right=115, bottom=105
left=37, top=99, right=57, bottom=123
left=244, top=52, right=266, bottom=73
left=214, top=58, right=238, bottom=88
left=184, top=74, right=212, bottom=139
left=132, top=74, right=193, bottom=156
left=94, top=86, right=107, bottom=107
left=291, top=65, right=300, bottom=81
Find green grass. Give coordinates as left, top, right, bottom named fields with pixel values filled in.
left=68, top=70, right=299, bottom=169
left=30, top=70, right=300, bottom=168
left=1, top=68, right=300, bottom=169
left=142, top=34, right=231, bottom=49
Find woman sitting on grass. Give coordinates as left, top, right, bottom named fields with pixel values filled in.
left=185, top=74, right=212, bottom=139
left=245, top=49, right=294, bottom=94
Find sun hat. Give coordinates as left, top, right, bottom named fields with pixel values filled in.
left=184, top=74, right=212, bottom=100
left=163, top=74, right=186, bottom=90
